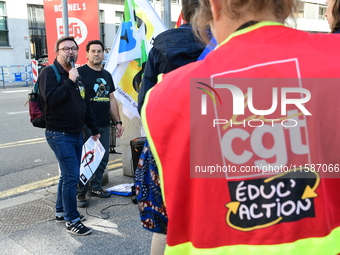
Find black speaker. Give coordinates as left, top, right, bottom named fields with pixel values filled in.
left=130, top=137, right=147, bottom=176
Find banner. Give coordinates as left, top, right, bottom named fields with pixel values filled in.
left=105, top=0, right=166, bottom=118
left=79, top=137, right=105, bottom=185
left=43, top=0, right=100, bottom=66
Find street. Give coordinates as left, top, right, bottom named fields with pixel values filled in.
left=0, top=85, right=121, bottom=199
left=0, top=86, right=59, bottom=195
left=0, top=86, right=154, bottom=255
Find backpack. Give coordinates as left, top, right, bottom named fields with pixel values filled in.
left=28, top=65, right=60, bottom=128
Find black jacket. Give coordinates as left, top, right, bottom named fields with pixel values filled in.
left=39, top=59, right=99, bottom=134
left=137, top=23, right=206, bottom=113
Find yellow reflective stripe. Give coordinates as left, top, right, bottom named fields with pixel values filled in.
left=156, top=73, right=164, bottom=83
left=165, top=226, right=340, bottom=255
left=218, top=21, right=285, bottom=48
left=140, top=87, right=167, bottom=206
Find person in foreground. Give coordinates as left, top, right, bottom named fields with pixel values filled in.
left=141, top=0, right=340, bottom=254
left=326, top=0, right=340, bottom=33
left=39, top=36, right=100, bottom=236
left=77, top=40, right=123, bottom=207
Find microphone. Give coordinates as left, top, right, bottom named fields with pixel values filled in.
left=69, top=56, right=81, bottom=84
left=70, top=56, right=75, bottom=68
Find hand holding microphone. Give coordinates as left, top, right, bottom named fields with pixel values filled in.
left=69, top=56, right=79, bottom=83
left=70, top=56, right=76, bottom=68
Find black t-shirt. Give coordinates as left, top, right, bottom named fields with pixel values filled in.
left=78, top=64, right=115, bottom=127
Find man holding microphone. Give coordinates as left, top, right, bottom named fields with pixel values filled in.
left=39, top=36, right=100, bottom=236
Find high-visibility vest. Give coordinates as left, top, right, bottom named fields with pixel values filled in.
left=142, top=22, right=340, bottom=255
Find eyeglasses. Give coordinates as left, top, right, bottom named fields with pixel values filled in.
left=58, top=47, right=78, bottom=53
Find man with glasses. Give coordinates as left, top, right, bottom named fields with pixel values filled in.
left=39, top=36, right=100, bottom=236
left=77, top=40, right=123, bottom=208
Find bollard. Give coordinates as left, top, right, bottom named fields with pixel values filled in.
left=31, top=60, right=38, bottom=84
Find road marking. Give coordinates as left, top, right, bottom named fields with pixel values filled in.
left=0, top=159, right=123, bottom=199
left=0, top=138, right=46, bottom=149
left=7, top=110, right=29, bottom=115
left=108, top=158, right=122, bottom=170
left=0, top=176, right=59, bottom=199
left=2, top=90, right=30, bottom=93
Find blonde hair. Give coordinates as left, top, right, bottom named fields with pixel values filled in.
left=193, top=0, right=298, bottom=43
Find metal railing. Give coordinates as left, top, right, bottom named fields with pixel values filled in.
left=0, top=66, right=4, bottom=89
left=0, top=64, right=33, bottom=89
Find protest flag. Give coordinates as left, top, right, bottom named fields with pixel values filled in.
left=105, top=0, right=166, bottom=118
left=175, top=12, right=185, bottom=28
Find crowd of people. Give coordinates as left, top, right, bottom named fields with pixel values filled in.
left=37, top=0, right=340, bottom=254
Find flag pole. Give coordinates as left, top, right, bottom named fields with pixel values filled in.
left=62, top=0, right=69, bottom=36
left=161, top=0, right=171, bottom=29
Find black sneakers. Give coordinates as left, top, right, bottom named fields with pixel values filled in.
left=89, top=189, right=111, bottom=198
left=56, top=214, right=85, bottom=223
left=77, top=194, right=88, bottom=208
left=66, top=221, right=92, bottom=236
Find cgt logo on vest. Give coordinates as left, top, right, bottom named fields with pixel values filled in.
left=194, top=79, right=312, bottom=176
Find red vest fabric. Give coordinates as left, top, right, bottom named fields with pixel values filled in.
left=142, top=22, right=340, bottom=254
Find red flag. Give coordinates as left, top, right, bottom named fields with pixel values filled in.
left=175, top=12, right=185, bottom=28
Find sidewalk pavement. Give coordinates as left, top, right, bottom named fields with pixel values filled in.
left=0, top=168, right=153, bottom=255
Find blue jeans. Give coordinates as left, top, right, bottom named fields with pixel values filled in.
left=45, top=130, right=82, bottom=224
left=78, top=125, right=110, bottom=193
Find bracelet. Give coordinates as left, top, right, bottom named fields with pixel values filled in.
left=115, top=121, right=123, bottom=125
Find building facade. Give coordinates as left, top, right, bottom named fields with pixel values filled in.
left=0, top=0, right=181, bottom=67
left=0, top=0, right=330, bottom=67
left=290, top=0, right=329, bottom=33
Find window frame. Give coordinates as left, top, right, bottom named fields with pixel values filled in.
left=319, top=5, right=327, bottom=20
left=115, top=11, right=123, bottom=33
left=100, top=10, right=105, bottom=44
left=27, top=4, right=47, bottom=59
left=0, top=1, right=9, bottom=46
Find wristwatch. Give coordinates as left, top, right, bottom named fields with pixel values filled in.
left=115, top=121, right=123, bottom=125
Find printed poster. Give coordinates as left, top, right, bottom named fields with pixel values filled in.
left=79, top=137, right=105, bottom=185
left=43, top=0, right=100, bottom=66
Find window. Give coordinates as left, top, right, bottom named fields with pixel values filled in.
left=100, top=10, right=105, bottom=44
left=319, top=6, right=326, bottom=19
left=294, top=2, right=305, bottom=18
left=0, top=2, right=9, bottom=46
left=116, top=11, right=123, bottom=33
left=27, top=5, right=46, bottom=59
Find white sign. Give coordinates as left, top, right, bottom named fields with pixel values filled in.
left=79, top=137, right=105, bottom=185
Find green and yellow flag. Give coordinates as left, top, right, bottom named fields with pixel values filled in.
left=105, top=0, right=166, bottom=118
